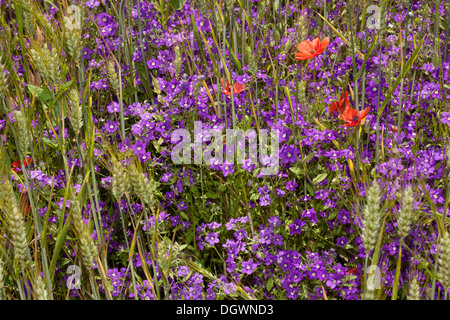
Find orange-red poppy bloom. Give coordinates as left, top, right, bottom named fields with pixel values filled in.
left=221, top=78, right=246, bottom=95
left=19, top=188, right=31, bottom=217
left=391, top=125, right=398, bottom=133
left=11, top=157, right=33, bottom=173
left=295, top=37, right=329, bottom=61
left=341, top=107, right=370, bottom=127
left=346, top=267, right=358, bottom=276
left=329, top=91, right=350, bottom=119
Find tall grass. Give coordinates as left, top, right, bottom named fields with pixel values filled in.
left=0, top=0, right=448, bottom=300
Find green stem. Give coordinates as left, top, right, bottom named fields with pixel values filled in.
left=392, top=245, right=402, bottom=300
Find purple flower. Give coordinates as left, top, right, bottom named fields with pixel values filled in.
left=205, top=232, right=220, bottom=246
left=268, top=215, right=282, bottom=227
left=241, top=259, right=257, bottom=275
left=107, top=101, right=121, bottom=113
left=259, top=194, right=271, bottom=206
left=301, top=208, right=317, bottom=223
left=280, top=145, right=299, bottom=164
left=234, top=228, right=248, bottom=241
left=140, top=151, right=151, bottom=163
left=177, top=266, right=189, bottom=277
left=208, top=221, right=222, bottom=229
left=325, top=277, right=341, bottom=290
left=441, top=112, right=450, bottom=126
left=275, top=188, right=286, bottom=197
left=226, top=260, right=237, bottom=273
left=336, top=236, right=348, bottom=247
left=86, top=0, right=100, bottom=8
left=147, top=58, right=160, bottom=69
left=258, top=185, right=270, bottom=195
left=132, top=140, right=147, bottom=156
left=160, top=171, right=173, bottom=183
left=242, top=158, right=255, bottom=172
left=289, top=219, right=306, bottom=235
left=221, top=162, right=235, bottom=177
left=285, top=179, right=298, bottom=191
left=225, top=219, right=237, bottom=230
left=272, top=234, right=283, bottom=246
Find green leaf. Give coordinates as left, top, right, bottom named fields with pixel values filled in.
left=305, top=183, right=314, bottom=196
left=289, top=167, right=304, bottom=177
left=42, top=137, right=59, bottom=149
left=191, top=186, right=199, bottom=196
left=135, top=62, right=153, bottom=99
left=180, top=211, right=188, bottom=220
left=313, top=173, right=327, bottom=184
left=266, top=278, right=273, bottom=291
left=205, top=192, right=220, bottom=199
left=27, top=84, right=52, bottom=104
left=304, top=152, right=315, bottom=163
left=170, top=0, right=187, bottom=10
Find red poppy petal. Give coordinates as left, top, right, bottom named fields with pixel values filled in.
left=295, top=52, right=315, bottom=60
left=311, top=38, right=320, bottom=48
left=318, top=37, right=329, bottom=51
left=297, top=40, right=313, bottom=53
left=342, top=107, right=358, bottom=121
left=329, top=102, right=337, bottom=114
left=233, top=83, right=246, bottom=94
left=358, top=107, right=371, bottom=120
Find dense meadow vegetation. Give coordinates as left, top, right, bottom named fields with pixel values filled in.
left=0, top=0, right=449, bottom=301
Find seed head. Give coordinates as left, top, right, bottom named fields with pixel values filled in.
left=106, top=60, right=119, bottom=93
left=111, top=158, right=130, bottom=199
left=397, top=186, right=414, bottom=239
left=34, top=274, right=48, bottom=300
left=13, top=110, right=30, bottom=156
left=0, top=59, right=9, bottom=97
left=63, top=16, right=82, bottom=61
left=1, top=178, right=28, bottom=265
left=407, top=275, right=420, bottom=300
left=68, top=88, right=83, bottom=134
left=79, top=231, right=98, bottom=270
left=437, top=231, right=450, bottom=290
left=361, top=182, right=382, bottom=254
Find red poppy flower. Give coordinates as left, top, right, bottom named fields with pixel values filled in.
left=221, top=78, right=246, bottom=95
left=19, top=188, right=31, bottom=217
left=391, top=125, right=398, bottom=133
left=341, top=107, right=370, bottom=127
left=295, top=37, right=329, bottom=61
left=346, top=267, right=358, bottom=276
left=11, top=157, right=33, bottom=173
left=329, top=91, right=350, bottom=119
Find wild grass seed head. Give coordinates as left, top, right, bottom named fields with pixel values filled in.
left=438, top=231, right=450, bottom=290
left=79, top=232, right=97, bottom=270
left=111, top=158, right=130, bottom=199
left=22, top=0, right=35, bottom=38
left=407, top=275, right=421, bottom=300
left=1, top=179, right=28, bottom=265
left=361, top=181, right=382, bottom=254
left=106, top=60, right=119, bottom=93
left=0, top=59, right=9, bottom=97
left=63, top=16, right=82, bottom=62
left=34, top=274, right=48, bottom=300
left=397, top=186, right=414, bottom=240
left=68, top=88, right=83, bottom=134
left=12, top=110, right=30, bottom=157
